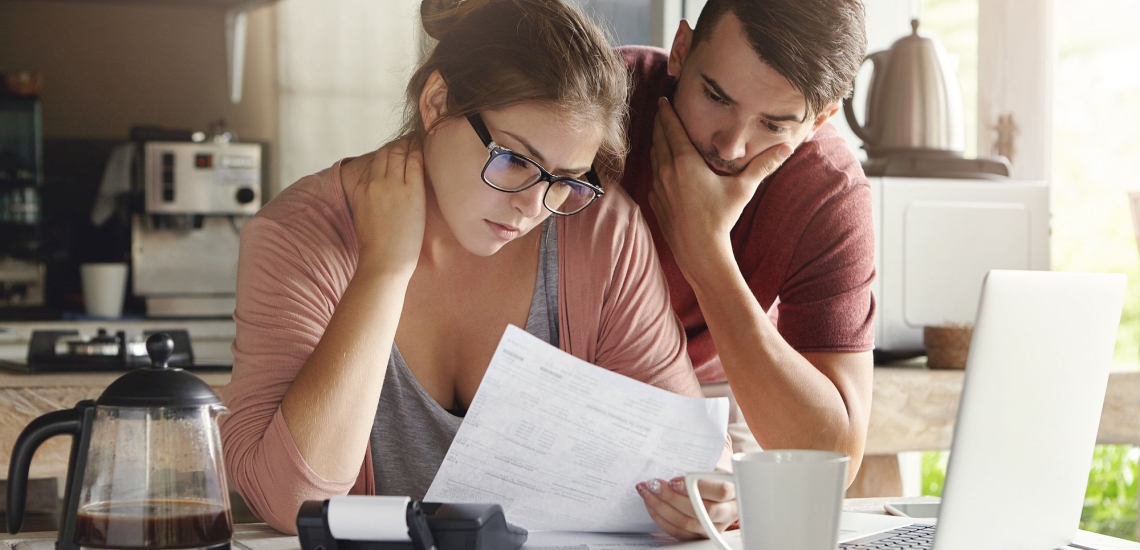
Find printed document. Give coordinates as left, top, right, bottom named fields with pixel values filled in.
left=521, top=531, right=676, bottom=549
left=424, top=325, right=729, bottom=532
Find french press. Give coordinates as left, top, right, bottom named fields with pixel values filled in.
left=6, top=333, right=233, bottom=550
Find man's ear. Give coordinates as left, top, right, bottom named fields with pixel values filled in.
left=667, top=20, right=695, bottom=78
left=811, top=102, right=842, bottom=132
left=419, top=70, right=450, bottom=134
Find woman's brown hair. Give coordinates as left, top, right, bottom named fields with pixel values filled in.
left=401, top=0, right=630, bottom=183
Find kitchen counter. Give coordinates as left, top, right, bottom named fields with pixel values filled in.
left=0, top=324, right=233, bottom=482
left=3, top=340, right=1138, bottom=537
left=0, top=319, right=236, bottom=364
left=0, top=369, right=231, bottom=482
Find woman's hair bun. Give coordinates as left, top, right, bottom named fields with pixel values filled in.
left=421, top=0, right=466, bottom=41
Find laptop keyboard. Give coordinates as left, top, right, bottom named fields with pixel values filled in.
left=840, top=523, right=936, bottom=549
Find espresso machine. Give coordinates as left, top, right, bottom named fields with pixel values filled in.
left=131, top=136, right=262, bottom=318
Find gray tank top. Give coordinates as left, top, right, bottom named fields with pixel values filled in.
left=369, top=219, right=559, bottom=499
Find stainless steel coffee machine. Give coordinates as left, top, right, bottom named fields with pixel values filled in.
left=132, top=140, right=261, bottom=318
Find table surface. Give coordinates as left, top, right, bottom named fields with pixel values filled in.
left=867, top=361, right=1140, bottom=453
left=1, top=358, right=1137, bottom=546
left=2, top=361, right=1135, bottom=451
left=2, top=497, right=1137, bottom=550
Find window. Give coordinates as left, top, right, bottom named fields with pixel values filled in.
left=921, top=0, right=978, bottom=159
left=1053, top=0, right=1140, bottom=369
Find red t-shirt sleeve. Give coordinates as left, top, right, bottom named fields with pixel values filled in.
left=764, top=169, right=876, bottom=352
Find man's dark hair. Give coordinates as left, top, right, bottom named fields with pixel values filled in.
left=691, top=0, right=867, bottom=118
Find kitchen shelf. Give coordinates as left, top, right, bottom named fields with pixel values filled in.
left=30, top=0, right=278, bottom=104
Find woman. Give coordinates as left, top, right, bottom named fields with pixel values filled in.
left=220, top=0, right=735, bottom=538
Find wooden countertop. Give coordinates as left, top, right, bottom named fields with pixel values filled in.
left=3, top=356, right=1137, bottom=512
left=2, top=359, right=1137, bottom=461
left=0, top=319, right=234, bottom=481
left=867, top=362, right=1140, bottom=454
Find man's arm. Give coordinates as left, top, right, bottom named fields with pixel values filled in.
left=684, top=244, right=873, bottom=483
left=648, top=98, right=873, bottom=483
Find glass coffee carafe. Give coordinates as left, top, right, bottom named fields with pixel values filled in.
left=7, top=334, right=233, bottom=550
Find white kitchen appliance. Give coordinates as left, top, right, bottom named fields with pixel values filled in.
left=132, top=141, right=262, bottom=318
left=141, top=141, right=261, bottom=216
left=870, top=176, right=1050, bottom=353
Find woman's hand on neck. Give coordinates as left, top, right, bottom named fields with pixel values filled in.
left=346, top=139, right=427, bottom=280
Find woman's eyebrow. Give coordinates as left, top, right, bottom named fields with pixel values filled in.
left=500, top=129, right=592, bottom=175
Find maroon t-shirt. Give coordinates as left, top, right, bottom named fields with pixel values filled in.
left=618, top=46, right=876, bottom=383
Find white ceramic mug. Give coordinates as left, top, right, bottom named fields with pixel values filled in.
left=686, top=450, right=849, bottom=550
left=81, top=263, right=129, bottom=318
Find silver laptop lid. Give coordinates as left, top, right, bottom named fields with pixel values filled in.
left=935, top=270, right=1126, bottom=550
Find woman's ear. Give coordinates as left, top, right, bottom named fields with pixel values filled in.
left=419, top=70, right=450, bottom=134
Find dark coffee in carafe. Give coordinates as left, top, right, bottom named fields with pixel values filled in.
left=74, top=500, right=232, bottom=549
left=6, top=335, right=232, bottom=550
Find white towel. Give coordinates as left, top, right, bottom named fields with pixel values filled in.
left=90, top=143, right=133, bottom=227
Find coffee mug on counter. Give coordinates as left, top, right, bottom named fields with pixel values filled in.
left=686, top=450, right=849, bottom=550
left=81, top=262, right=128, bottom=318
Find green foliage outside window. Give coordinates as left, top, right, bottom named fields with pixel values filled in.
left=1081, top=446, right=1139, bottom=540
left=920, top=447, right=1139, bottom=540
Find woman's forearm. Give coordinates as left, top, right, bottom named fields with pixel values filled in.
left=279, top=263, right=412, bottom=482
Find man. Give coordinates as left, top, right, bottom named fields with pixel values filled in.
left=626, top=0, right=875, bottom=538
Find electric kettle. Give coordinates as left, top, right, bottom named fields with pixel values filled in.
left=843, top=18, right=966, bottom=157
left=7, top=333, right=233, bottom=550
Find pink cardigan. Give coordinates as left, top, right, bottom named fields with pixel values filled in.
left=220, top=159, right=723, bottom=533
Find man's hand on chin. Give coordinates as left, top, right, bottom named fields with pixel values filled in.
left=647, top=97, right=791, bottom=279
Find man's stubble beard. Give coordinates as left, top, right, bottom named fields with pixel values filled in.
left=694, top=141, right=743, bottom=177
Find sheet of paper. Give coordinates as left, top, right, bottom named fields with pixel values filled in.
left=424, top=325, right=729, bottom=532
left=522, top=531, right=678, bottom=549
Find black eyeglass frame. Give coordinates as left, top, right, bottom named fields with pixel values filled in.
left=466, top=113, right=604, bottom=216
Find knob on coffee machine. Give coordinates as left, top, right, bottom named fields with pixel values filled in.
left=234, top=187, right=256, bottom=205
left=7, top=333, right=233, bottom=550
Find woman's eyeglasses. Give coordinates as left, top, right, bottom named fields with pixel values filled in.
left=467, top=113, right=604, bottom=216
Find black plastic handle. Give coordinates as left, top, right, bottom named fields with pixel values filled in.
left=6, top=407, right=85, bottom=534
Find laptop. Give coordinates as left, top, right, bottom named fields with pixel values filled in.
left=840, top=270, right=1127, bottom=550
